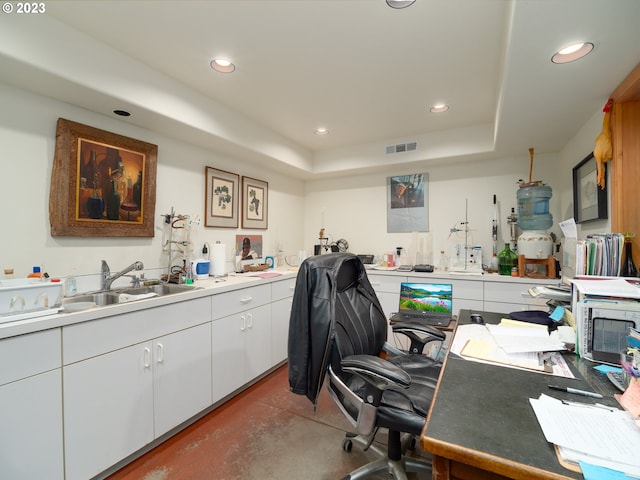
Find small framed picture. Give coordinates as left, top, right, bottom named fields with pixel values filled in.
left=572, top=152, right=607, bottom=223
left=205, top=167, right=239, bottom=228
left=241, top=176, right=268, bottom=229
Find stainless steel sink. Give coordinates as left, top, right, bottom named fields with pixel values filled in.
left=64, top=291, right=122, bottom=306
left=63, top=283, right=200, bottom=308
left=117, top=283, right=200, bottom=297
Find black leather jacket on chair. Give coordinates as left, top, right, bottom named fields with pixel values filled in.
left=288, top=253, right=383, bottom=405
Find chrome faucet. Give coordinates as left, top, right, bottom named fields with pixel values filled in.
left=101, top=260, right=144, bottom=290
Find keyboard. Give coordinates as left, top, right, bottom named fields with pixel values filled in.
left=390, top=312, right=452, bottom=327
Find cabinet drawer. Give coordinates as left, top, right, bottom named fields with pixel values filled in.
left=449, top=279, right=483, bottom=301
left=212, top=284, right=271, bottom=319
left=271, top=278, right=296, bottom=302
left=63, top=297, right=210, bottom=364
left=0, top=329, right=61, bottom=385
left=484, top=281, right=544, bottom=305
left=368, top=274, right=405, bottom=294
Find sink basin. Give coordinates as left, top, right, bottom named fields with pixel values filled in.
left=63, top=283, right=200, bottom=310
left=64, top=291, right=121, bottom=307
left=116, top=283, right=200, bottom=296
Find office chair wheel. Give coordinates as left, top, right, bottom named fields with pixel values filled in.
left=343, top=438, right=353, bottom=452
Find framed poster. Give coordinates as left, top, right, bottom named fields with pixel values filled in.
left=573, top=152, right=607, bottom=223
left=205, top=167, right=239, bottom=228
left=241, top=176, right=268, bottom=229
left=386, top=173, right=429, bottom=232
left=49, top=118, right=157, bottom=237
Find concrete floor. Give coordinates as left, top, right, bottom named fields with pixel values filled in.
left=106, top=365, right=431, bottom=480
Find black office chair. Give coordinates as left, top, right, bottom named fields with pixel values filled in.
left=288, top=253, right=444, bottom=480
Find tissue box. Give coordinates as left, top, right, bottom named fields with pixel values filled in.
left=0, top=279, right=63, bottom=322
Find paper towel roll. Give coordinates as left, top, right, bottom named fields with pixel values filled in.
left=211, top=242, right=226, bottom=276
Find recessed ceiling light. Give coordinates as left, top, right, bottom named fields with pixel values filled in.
left=551, top=42, right=594, bottom=64
left=430, top=104, right=449, bottom=113
left=210, top=58, right=236, bottom=73
left=113, top=109, right=131, bottom=117
left=314, top=127, right=329, bottom=136
left=386, top=0, right=416, bottom=8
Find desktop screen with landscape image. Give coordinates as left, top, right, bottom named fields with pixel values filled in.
left=399, top=283, right=453, bottom=313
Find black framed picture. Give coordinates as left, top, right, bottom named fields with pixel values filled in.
left=572, top=152, right=607, bottom=223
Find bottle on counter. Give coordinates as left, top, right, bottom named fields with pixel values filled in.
left=498, top=244, right=517, bottom=276
left=621, top=232, right=638, bottom=277
left=27, top=266, right=44, bottom=279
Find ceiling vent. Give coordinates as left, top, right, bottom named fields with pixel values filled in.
left=385, top=141, right=417, bottom=155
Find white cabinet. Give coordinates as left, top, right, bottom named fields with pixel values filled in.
left=0, top=329, right=63, bottom=480
left=153, top=322, right=212, bottom=436
left=483, top=280, right=549, bottom=314
left=212, top=284, right=272, bottom=402
left=271, top=277, right=296, bottom=364
left=63, top=342, right=154, bottom=480
left=62, top=298, right=211, bottom=480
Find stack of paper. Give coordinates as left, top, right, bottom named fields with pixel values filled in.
left=454, top=321, right=573, bottom=377
left=530, top=394, right=640, bottom=477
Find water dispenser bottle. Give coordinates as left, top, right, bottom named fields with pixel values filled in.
left=517, top=185, right=552, bottom=230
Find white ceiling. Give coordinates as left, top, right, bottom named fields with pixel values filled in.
left=2, top=0, right=640, bottom=178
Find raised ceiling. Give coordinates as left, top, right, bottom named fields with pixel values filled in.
left=1, top=0, right=639, bottom=178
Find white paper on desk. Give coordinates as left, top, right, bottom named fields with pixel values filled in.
left=530, top=394, right=640, bottom=470
left=452, top=325, right=575, bottom=378
left=486, top=324, right=566, bottom=353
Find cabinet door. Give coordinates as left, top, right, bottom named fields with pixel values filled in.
left=153, top=322, right=212, bottom=437
left=64, top=343, right=154, bottom=480
left=212, top=314, right=246, bottom=402
left=245, top=303, right=272, bottom=381
left=0, top=370, right=63, bottom=480
left=272, top=297, right=293, bottom=365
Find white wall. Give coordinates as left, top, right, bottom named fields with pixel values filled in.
left=558, top=107, right=611, bottom=236
left=0, top=83, right=305, bottom=280
left=0, top=79, right=609, bottom=282
left=305, top=152, right=563, bottom=266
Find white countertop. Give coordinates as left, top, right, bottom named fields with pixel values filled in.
left=0, top=270, right=298, bottom=340
left=366, top=267, right=557, bottom=284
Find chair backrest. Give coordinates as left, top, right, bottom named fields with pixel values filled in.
left=288, top=252, right=387, bottom=405
left=331, top=256, right=387, bottom=373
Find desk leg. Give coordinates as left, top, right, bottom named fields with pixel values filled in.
left=432, top=455, right=451, bottom=480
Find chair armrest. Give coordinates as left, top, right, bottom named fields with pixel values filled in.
left=391, top=322, right=446, bottom=354
left=341, top=354, right=411, bottom=391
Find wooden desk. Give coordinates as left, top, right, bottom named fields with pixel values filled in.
left=421, top=310, right=619, bottom=480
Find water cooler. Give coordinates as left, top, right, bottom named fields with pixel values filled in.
left=516, top=184, right=555, bottom=276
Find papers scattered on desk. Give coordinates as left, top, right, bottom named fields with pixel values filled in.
left=485, top=323, right=566, bottom=353
left=571, top=277, right=640, bottom=299
left=452, top=323, right=573, bottom=377
left=530, top=394, right=640, bottom=478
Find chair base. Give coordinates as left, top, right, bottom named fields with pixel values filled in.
left=341, top=432, right=432, bottom=480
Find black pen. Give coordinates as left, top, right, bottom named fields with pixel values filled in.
left=548, top=384, right=603, bottom=399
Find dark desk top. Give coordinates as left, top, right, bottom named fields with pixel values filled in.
left=421, top=309, right=620, bottom=480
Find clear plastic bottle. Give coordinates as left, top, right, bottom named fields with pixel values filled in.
left=517, top=185, right=553, bottom=230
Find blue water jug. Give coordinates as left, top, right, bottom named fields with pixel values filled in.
left=517, top=185, right=552, bottom=230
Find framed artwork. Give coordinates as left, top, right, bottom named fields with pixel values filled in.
left=386, top=173, right=429, bottom=232
left=241, top=176, right=268, bottom=229
left=205, top=167, right=239, bottom=228
left=49, top=118, right=157, bottom=237
left=573, top=152, right=607, bottom=223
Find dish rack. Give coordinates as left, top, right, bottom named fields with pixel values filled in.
left=0, top=279, right=63, bottom=324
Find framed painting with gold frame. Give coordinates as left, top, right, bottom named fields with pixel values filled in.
left=49, top=118, right=157, bottom=237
